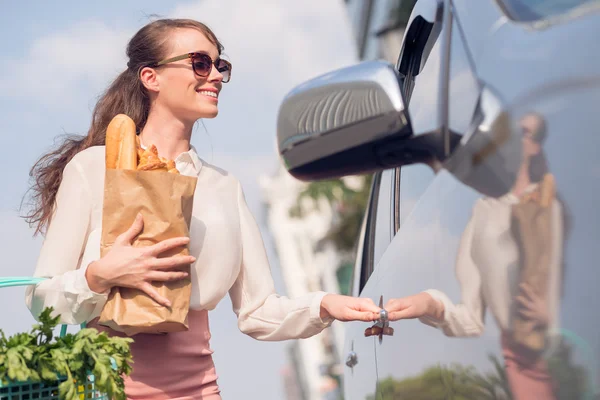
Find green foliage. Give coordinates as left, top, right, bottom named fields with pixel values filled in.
left=546, top=338, right=590, bottom=400
left=336, top=262, right=354, bottom=296
left=290, top=175, right=373, bottom=253
left=368, top=363, right=506, bottom=400
left=0, top=307, right=133, bottom=400
left=363, top=344, right=591, bottom=400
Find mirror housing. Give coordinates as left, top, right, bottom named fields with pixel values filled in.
left=277, top=61, right=426, bottom=181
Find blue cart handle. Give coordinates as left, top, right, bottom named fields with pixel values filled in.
left=0, top=276, right=87, bottom=336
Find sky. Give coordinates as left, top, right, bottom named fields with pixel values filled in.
left=0, top=1, right=358, bottom=399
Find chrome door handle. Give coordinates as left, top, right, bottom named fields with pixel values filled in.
left=364, top=325, right=395, bottom=337
left=345, top=350, right=358, bottom=368
left=378, top=309, right=389, bottom=325
left=364, top=296, right=395, bottom=341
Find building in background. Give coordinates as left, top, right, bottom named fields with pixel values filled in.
left=261, top=1, right=416, bottom=399
left=260, top=166, right=345, bottom=400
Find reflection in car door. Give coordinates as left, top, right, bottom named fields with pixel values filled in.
left=371, top=69, right=600, bottom=400
left=372, top=2, right=600, bottom=400
left=419, top=2, right=600, bottom=398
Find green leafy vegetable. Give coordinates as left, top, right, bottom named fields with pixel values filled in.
left=0, top=307, right=133, bottom=400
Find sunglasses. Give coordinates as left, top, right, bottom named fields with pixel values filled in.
left=154, top=52, right=232, bottom=83
left=521, top=126, right=537, bottom=140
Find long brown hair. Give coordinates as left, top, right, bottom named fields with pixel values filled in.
left=21, top=19, right=224, bottom=236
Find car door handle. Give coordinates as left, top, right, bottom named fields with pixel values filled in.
left=364, top=325, right=394, bottom=337
left=345, top=350, right=358, bottom=368
left=364, top=296, right=395, bottom=339
left=364, top=309, right=388, bottom=336
left=379, top=309, right=389, bottom=324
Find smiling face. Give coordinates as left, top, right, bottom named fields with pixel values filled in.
left=142, top=28, right=225, bottom=123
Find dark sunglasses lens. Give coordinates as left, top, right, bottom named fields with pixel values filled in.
left=192, top=54, right=212, bottom=76
left=216, top=59, right=231, bottom=82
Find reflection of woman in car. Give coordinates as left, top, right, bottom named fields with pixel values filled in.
left=384, top=113, right=564, bottom=399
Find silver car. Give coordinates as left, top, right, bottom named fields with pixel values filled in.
left=277, top=0, right=600, bottom=399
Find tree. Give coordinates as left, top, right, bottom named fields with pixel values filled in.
left=362, top=341, right=591, bottom=400
left=366, top=363, right=499, bottom=400
left=289, top=175, right=373, bottom=255
left=546, top=337, right=590, bottom=400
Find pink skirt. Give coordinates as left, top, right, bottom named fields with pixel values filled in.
left=89, top=309, right=221, bottom=400
left=501, top=333, right=556, bottom=400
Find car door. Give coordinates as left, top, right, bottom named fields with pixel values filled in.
left=424, top=1, right=600, bottom=398
left=370, top=1, right=600, bottom=399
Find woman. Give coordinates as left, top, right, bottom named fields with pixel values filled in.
left=23, top=19, right=380, bottom=399
left=383, top=113, right=564, bottom=399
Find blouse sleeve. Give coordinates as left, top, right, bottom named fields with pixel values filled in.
left=420, top=203, right=487, bottom=337
left=25, top=157, right=108, bottom=325
left=228, top=180, right=333, bottom=341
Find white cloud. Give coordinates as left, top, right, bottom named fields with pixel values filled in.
left=0, top=21, right=131, bottom=109
left=1, top=0, right=357, bottom=112
left=172, top=0, right=358, bottom=98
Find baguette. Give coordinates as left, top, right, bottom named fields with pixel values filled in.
left=540, top=173, right=555, bottom=208
left=106, top=114, right=137, bottom=170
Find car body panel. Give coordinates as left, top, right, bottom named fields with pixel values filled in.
left=343, top=1, right=600, bottom=399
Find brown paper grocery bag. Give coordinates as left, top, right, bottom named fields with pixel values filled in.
left=510, top=174, right=555, bottom=354
left=98, top=168, right=197, bottom=336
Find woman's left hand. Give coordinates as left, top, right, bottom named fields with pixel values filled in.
left=320, top=294, right=381, bottom=322
left=515, top=282, right=550, bottom=328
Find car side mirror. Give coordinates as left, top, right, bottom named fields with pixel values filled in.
left=277, top=61, right=427, bottom=181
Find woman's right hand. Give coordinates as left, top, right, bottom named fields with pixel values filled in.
left=85, top=213, right=195, bottom=307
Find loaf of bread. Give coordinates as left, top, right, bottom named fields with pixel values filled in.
left=106, top=114, right=180, bottom=173
left=137, top=144, right=180, bottom=174
left=106, top=114, right=137, bottom=170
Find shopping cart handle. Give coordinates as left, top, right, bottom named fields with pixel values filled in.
left=0, top=277, right=47, bottom=288
left=0, top=276, right=86, bottom=334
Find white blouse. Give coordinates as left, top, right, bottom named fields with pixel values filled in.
left=25, top=145, right=332, bottom=341
left=421, top=189, right=562, bottom=337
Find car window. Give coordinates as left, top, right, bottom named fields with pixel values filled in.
left=447, top=15, right=480, bottom=137
left=401, top=15, right=443, bottom=136
left=394, top=12, right=480, bottom=230
left=372, top=169, right=394, bottom=268
left=356, top=168, right=394, bottom=291
left=396, top=166, right=435, bottom=227
left=496, top=0, right=598, bottom=22
left=358, top=172, right=381, bottom=292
